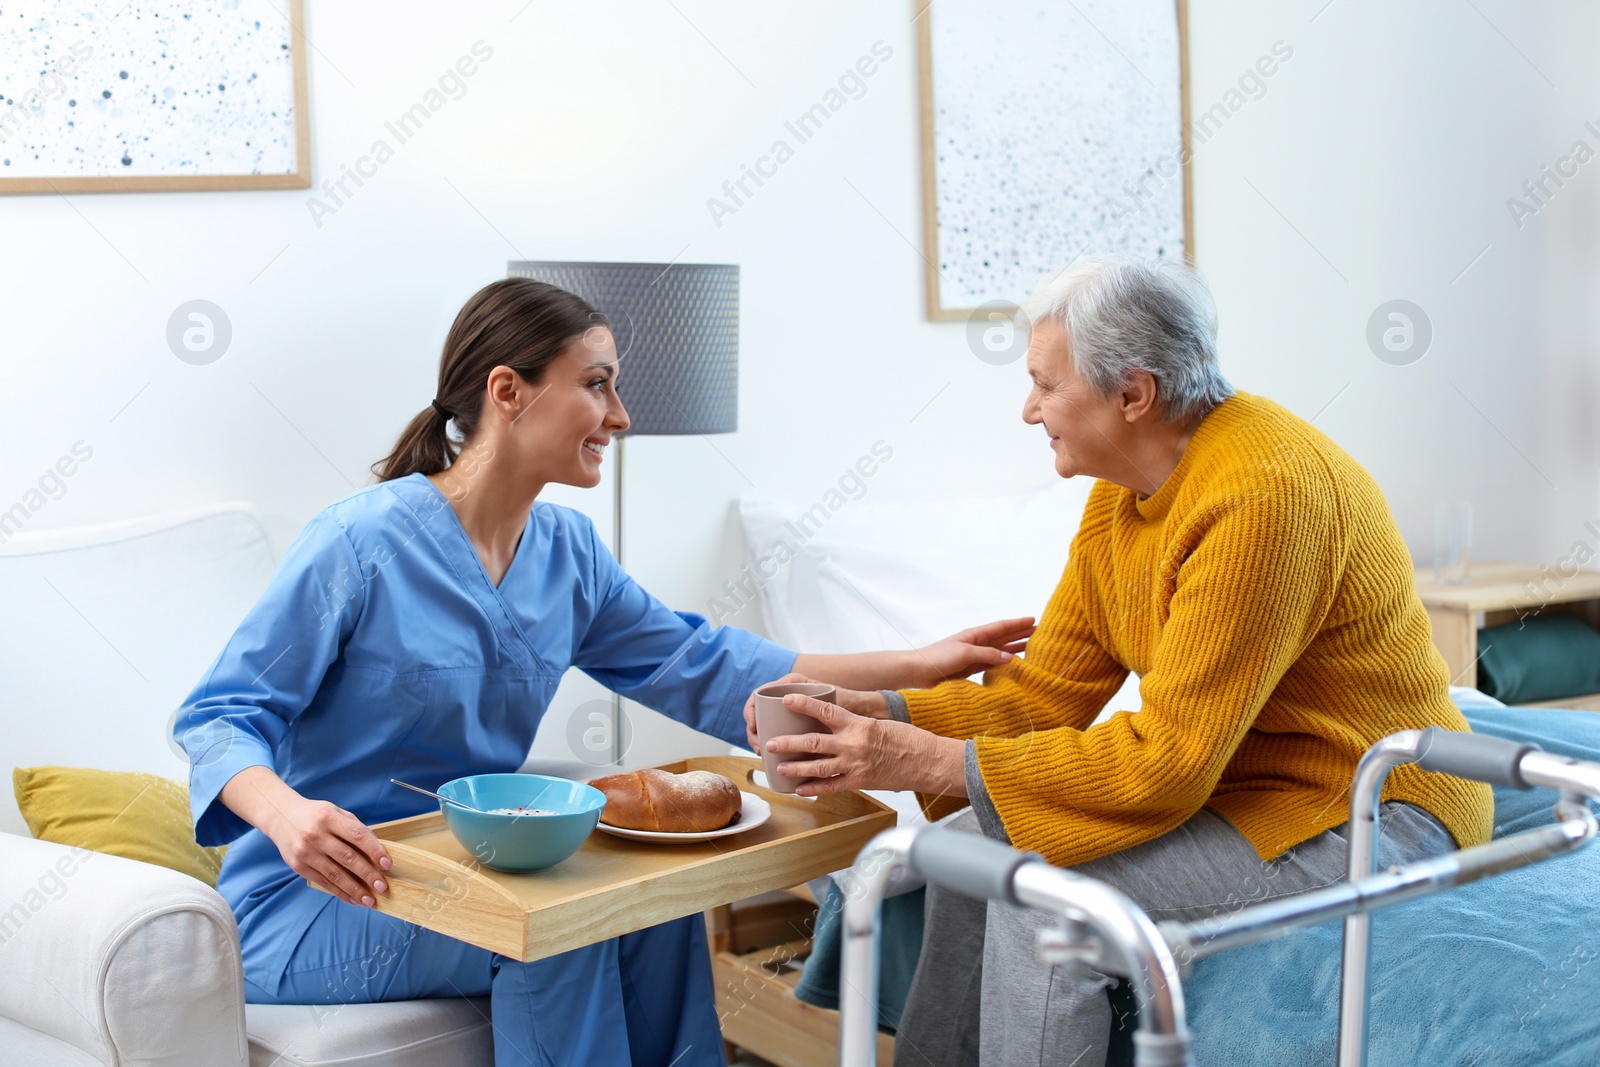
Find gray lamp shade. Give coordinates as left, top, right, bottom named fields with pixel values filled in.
left=506, top=261, right=739, bottom=436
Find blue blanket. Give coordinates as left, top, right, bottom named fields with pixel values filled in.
left=1173, top=702, right=1600, bottom=1066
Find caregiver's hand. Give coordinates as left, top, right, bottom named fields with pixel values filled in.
left=221, top=765, right=392, bottom=908
left=764, top=694, right=967, bottom=798
left=903, top=616, right=1036, bottom=689
left=742, top=673, right=890, bottom=753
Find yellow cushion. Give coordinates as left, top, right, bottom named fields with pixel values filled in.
left=13, top=766, right=227, bottom=887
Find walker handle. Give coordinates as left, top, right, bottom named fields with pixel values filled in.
left=909, top=826, right=1039, bottom=905
left=1415, top=727, right=1539, bottom=789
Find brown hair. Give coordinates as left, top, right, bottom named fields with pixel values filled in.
left=371, top=278, right=608, bottom=482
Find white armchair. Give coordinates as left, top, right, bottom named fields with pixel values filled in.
left=0, top=831, right=495, bottom=1067
left=0, top=505, right=492, bottom=1067
left=0, top=833, right=247, bottom=1067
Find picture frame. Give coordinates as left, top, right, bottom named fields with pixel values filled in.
left=0, top=0, right=311, bottom=195
left=916, top=0, right=1193, bottom=321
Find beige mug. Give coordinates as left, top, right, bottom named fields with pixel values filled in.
left=754, top=682, right=836, bottom=793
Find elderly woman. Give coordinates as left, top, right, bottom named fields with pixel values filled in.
left=752, top=256, right=1493, bottom=1065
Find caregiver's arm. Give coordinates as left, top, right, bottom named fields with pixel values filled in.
left=219, top=766, right=392, bottom=909
left=573, top=514, right=1031, bottom=748
left=792, top=615, right=1037, bottom=698
left=742, top=615, right=1036, bottom=752
left=574, top=517, right=799, bottom=748
left=176, top=510, right=390, bottom=908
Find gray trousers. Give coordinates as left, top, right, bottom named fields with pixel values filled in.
left=892, top=803, right=1456, bottom=1067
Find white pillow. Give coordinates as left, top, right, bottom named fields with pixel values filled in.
left=0, top=505, right=277, bottom=837
left=738, top=480, right=1094, bottom=652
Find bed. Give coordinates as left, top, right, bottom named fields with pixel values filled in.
left=1165, top=693, right=1600, bottom=1066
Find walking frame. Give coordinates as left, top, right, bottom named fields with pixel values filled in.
left=838, top=727, right=1600, bottom=1067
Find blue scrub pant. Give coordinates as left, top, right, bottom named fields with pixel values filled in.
left=242, top=900, right=725, bottom=1067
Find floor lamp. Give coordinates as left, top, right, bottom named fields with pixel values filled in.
left=507, top=260, right=740, bottom=763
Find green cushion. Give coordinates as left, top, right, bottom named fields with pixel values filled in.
left=1476, top=615, right=1600, bottom=705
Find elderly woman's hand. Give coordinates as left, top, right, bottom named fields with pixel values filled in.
left=903, top=617, right=1035, bottom=690
left=764, top=693, right=968, bottom=798
left=742, top=673, right=888, bottom=752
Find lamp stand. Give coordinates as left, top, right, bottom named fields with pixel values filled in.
left=610, top=436, right=626, bottom=765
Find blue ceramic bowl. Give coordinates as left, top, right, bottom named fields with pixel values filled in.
left=436, top=773, right=606, bottom=873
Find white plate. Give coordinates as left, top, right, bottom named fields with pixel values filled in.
left=594, top=790, right=771, bottom=843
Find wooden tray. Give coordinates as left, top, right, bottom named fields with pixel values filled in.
left=343, top=756, right=896, bottom=962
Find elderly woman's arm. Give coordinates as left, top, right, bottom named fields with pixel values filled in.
left=962, top=489, right=1340, bottom=867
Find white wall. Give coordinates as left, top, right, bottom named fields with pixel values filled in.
left=1185, top=0, right=1600, bottom=571
left=2, top=0, right=1596, bottom=770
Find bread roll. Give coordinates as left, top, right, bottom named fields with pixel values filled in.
left=588, top=769, right=741, bottom=833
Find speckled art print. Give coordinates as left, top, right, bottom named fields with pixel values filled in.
left=0, top=0, right=309, bottom=193
left=917, top=0, right=1190, bottom=319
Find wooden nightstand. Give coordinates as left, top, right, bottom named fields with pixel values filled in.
left=1414, top=561, right=1600, bottom=711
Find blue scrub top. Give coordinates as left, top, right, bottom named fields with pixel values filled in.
left=176, top=472, right=796, bottom=993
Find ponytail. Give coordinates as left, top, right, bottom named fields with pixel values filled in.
left=370, top=402, right=457, bottom=482
left=371, top=279, right=606, bottom=483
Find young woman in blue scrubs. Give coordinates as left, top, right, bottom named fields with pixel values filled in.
left=176, top=278, right=1033, bottom=1066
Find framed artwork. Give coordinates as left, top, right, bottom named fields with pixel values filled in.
left=0, top=0, right=310, bottom=194
left=917, top=0, right=1192, bottom=320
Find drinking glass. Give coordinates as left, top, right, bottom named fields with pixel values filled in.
left=1433, top=500, right=1472, bottom=585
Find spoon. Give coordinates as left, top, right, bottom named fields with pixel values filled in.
left=389, top=778, right=489, bottom=814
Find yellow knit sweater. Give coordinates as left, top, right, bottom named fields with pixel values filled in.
left=904, top=391, right=1493, bottom=867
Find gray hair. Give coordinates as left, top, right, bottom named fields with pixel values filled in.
left=1022, top=255, right=1233, bottom=423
